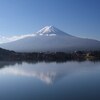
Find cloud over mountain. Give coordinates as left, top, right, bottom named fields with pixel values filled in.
left=0, top=34, right=36, bottom=44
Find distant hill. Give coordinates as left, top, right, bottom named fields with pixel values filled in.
left=0, top=48, right=15, bottom=60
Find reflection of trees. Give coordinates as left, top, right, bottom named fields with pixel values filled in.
left=0, top=59, right=98, bottom=70
left=0, top=61, right=21, bottom=69
left=0, top=61, right=40, bottom=69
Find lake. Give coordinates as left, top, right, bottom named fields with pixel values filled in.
left=0, top=61, right=100, bottom=100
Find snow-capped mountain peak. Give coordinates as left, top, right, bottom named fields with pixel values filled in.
left=36, top=26, right=70, bottom=36
left=37, top=26, right=54, bottom=33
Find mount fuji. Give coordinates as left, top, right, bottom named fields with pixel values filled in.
left=0, top=26, right=100, bottom=52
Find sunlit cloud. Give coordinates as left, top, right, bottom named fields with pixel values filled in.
left=0, top=34, right=36, bottom=44
left=0, top=33, right=56, bottom=44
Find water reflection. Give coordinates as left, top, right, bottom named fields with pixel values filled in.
left=0, top=61, right=100, bottom=85
left=0, top=61, right=100, bottom=100
left=0, top=62, right=66, bottom=84
left=1, top=67, right=57, bottom=84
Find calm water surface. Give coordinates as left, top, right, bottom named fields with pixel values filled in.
left=0, top=61, right=100, bottom=100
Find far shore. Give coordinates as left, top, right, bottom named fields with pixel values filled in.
left=0, top=50, right=100, bottom=62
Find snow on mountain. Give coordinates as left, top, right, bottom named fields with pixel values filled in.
left=36, top=26, right=71, bottom=36
left=0, top=26, right=100, bottom=52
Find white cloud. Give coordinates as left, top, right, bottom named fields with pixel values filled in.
left=0, top=34, right=36, bottom=44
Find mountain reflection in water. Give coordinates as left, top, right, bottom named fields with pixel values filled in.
left=0, top=61, right=99, bottom=84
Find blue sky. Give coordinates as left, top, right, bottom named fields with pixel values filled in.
left=0, top=0, right=100, bottom=40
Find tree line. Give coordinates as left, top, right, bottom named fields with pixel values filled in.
left=0, top=48, right=100, bottom=61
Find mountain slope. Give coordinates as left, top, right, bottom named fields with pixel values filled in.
left=0, top=26, right=100, bottom=52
